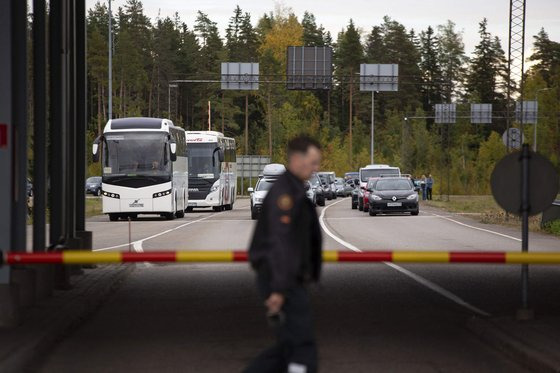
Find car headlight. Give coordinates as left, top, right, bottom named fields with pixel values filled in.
left=254, top=197, right=263, bottom=204
left=370, top=194, right=382, bottom=201
left=407, top=194, right=418, bottom=200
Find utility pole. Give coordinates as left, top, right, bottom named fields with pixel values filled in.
left=108, top=0, right=112, bottom=120
left=245, top=94, right=249, bottom=154
left=370, top=91, right=375, bottom=164
left=268, top=86, right=272, bottom=157
left=207, top=101, right=211, bottom=131
left=349, top=73, right=353, bottom=165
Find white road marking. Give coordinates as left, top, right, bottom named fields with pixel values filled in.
left=94, top=211, right=225, bottom=252
left=426, top=211, right=521, bottom=242
left=319, top=199, right=491, bottom=317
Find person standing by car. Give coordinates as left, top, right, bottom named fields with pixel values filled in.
left=245, top=135, right=323, bottom=373
left=426, top=174, right=434, bottom=200
left=420, top=174, right=427, bottom=201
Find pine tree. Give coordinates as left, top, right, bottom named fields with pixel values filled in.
left=419, top=26, right=443, bottom=111
left=465, top=18, right=507, bottom=105
left=302, top=12, right=324, bottom=46
left=529, top=28, right=560, bottom=85
left=436, top=20, right=467, bottom=101
left=364, top=26, right=385, bottom=62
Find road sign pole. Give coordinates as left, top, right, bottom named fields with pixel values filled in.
left=518, top=144, right=533, bottom=320
left=370, top=91, right=374, bottom=164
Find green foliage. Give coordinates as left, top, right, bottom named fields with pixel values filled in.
left=79, top=4, right=560, bottom=195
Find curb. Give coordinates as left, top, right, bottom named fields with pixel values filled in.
left=0, top=264, right=135, bottom=373
left=467, top=317, right=560, bottom=373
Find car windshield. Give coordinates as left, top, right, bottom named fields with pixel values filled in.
left=86, top=177, right=101, bottom=183
left=187, top=142, right=220, bottom=179
left=309, top=176, right=321, bottom=187
left=256, top=179, right=275, bottom=191
left=361, top=168, right=399, bottom=181
left=103, top=132, right=170, bottom=178
left=335, top=179, right=344, bottom=186
left=375, top=179, right=412, bottom=191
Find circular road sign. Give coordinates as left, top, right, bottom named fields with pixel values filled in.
left=502, top=128, right=524, bottom=149
left=491, top=150, right=559, bottom=216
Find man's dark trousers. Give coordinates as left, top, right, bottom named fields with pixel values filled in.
left=244, top=270, right=317, bottom=373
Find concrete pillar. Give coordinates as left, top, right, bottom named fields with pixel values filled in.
left=0, top=284, right=20, bottom=328
left=10, top=267, right=36, bottom=309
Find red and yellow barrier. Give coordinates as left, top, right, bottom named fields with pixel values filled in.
left=3, top=250, right=560, bottom=265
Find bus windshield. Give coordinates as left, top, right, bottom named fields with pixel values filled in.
left=361, top=168, right=399, bottom=181
left=187, top=142, right=220, bottom=179
left=103, top=132, right=171, bottom=179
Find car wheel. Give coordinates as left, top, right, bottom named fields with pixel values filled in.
left=369, top=209, right=377, bottom=216
left=318, top=197, right=325, bottom=207
left=108, top=213, right=119, bottom=222
left=363, top=205, right=369, bottom=213
left=411, top=210, right=419, bottom=216
left=358, top=199, right=363, bottom=211
left=251, top=208, right=258, bottom=220
left=96, top=189, right=101, bottom=197
left=351, top=202, right=357, bottom=209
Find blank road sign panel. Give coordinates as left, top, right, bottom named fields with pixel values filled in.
left=471, top=103, right=492, bottom=124
left=435, top=104, right=456, bottom=124
left=286, top=46, right=332, bottom=90
left=515, top=100, right=538, bottom=124
left=221, top=62, right=259, bottom=90
left=360, top=64, right=399, bottom=92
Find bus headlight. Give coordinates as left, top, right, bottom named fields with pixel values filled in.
left=153, top=189, right=172, bottom=198
left=102, top=191, right=120, bottom=199
left=210, top=181, right=220, bottom=193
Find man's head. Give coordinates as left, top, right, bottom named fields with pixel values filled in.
left=286, top=135, right=322, bottom=181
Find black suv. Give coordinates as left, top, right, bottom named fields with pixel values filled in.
left=366, top=177, right=419, bottom=216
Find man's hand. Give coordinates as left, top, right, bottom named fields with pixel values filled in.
left=265, top=292, right=285, bottom=314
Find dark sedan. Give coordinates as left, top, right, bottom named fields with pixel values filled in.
left=367, top=177, right=419, bottom=216
left=85, top=176, right=102, bottom=196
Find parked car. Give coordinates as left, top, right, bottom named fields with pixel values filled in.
left=366, top=177, right=419, bottom=216
left=318, top=171, right=337, bottom=200
left=248, top=163, right=285, bottom=220
left=85, top=176, right=102, bottom=196
left=309, top=173, right=326, bottom=206
left=334, top=177, right=352, bottom=197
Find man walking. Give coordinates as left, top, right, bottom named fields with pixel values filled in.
left=426, top=174, right=434, bottom=200
left=245, top=135, right=323, bottom=373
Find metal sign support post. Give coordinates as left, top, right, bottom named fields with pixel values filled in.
left=370, top=91, right=375, bottom=164
left=518, top=144, right=532, bottom=320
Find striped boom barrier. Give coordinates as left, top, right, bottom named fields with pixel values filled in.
left=3, top=250, right=560, bottom=265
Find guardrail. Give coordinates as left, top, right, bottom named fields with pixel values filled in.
left=3, top=250, right=560, bottom=265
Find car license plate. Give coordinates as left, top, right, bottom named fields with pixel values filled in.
left=387, top=202, right=402, bottom=207
left=188, top=202, right=197, bottom=207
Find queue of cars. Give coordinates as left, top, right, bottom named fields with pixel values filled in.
left=247, top=163, right=419, bottom=219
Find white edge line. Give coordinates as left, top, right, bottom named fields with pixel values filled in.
left=427, top=211, right=521, bottom=242
left=319, top=199, right=491, bottom=317
left=93, top=211, right=225, bottom=252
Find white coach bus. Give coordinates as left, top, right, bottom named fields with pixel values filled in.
left=92, top=117, right=188, bottom=221
left=186, top=131, right=236, bottom=211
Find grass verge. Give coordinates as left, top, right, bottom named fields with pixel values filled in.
left=423, top=195, right=559, bottom=237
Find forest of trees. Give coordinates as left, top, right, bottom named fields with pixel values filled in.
left=86, top=0, right=560, bottom=194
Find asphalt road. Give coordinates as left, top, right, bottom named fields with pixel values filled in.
left=38, top=197, right=560, bottom=372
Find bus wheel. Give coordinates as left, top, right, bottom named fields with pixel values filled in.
left=176, top=210, right=185, bottom=218
left=163, top=213, right=175, bottom=220
left=108, top=214, right=119, bottom=222
left=225, top=204, right=233, bottom=211
left=213, top=206, right=223, bottom=212
left=186, top=207, right=193, bottom=212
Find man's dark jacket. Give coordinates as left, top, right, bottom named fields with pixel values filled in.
left=249, top=170, right=323, bottom=294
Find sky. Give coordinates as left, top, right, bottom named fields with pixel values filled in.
left=88, top=0, right=560, bottom=57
